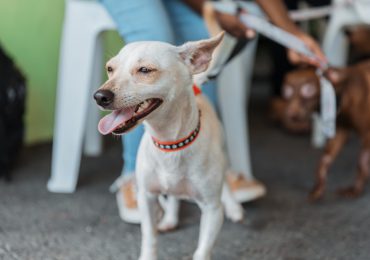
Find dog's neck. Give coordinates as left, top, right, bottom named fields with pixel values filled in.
left=144, top=84, right=199, bottom=143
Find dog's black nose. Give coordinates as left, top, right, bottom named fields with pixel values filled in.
left=94, top=89, right=114, bottom=107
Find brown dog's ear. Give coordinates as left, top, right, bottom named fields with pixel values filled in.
left=177, top=32, right=224, bottom=75
left=324, top=68, right=348, bottom=84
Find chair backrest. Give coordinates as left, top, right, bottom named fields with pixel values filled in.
left=354, top=0, right=370, bottom=24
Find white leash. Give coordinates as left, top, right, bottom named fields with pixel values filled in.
left=208, top=1, right=338, bottom=141
left=289, top=5, right=333, bottom=21
left=289, top=0, right=359, bottom=21
left=239, top=13, right=327, bottom=68
left=212, top=1, right=329, bottom=68
left=317, top=70, right=337, bottom=138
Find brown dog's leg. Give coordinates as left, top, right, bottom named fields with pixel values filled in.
left=338, top=135, right=370, bottom=198
left=309, top=128, right=349, bottom=201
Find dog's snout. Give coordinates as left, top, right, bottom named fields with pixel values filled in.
left=94, top=89, right=115, bottom=107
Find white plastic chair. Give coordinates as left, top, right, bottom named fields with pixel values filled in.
left=48, top=0, right=257, bottom=193
left=217, top=2, right=261, bottom=180
left=218, top=40, right=258, bottom=178
left=323, top=0, right=370, bottom=66
left=48, top=0, right=115, bottom=193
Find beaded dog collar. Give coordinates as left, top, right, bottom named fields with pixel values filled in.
left=151, top=85, right=202, bottom=152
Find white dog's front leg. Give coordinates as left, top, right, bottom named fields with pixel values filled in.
left=138, top=190, right=158, bottom=260
left=157, top=196, right=180, bottom=232
left=193, top=202, right=223, bottom=260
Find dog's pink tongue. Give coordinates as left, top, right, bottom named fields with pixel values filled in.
left=98, top=107, right=135, bottom=135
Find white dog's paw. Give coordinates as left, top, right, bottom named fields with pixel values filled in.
left=225, top=203, right=244, bottom=223
left=157, top=217, right=178, bottom=232
left=157, top=196, right=179, bottom=232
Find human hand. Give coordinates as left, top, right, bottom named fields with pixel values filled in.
left=214, top=10, right=255, bottom=39
left=287, top=32, right=327, bottom=68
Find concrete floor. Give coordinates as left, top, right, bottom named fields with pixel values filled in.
left=1, top=94, right=370, bottom=260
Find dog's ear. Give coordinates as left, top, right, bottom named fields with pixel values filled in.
left=177, top=32, right=224, bottom=75
left=324, top=68, right=348, bottom=84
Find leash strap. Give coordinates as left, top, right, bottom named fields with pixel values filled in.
left=311, top=70, right=337, bottom=146
left=212, top=1, right=328, bottom=69
left=199, top=0, right=336, bottom=85
left=211, top=1, right=337, bottom=141
left=317, top=69, right=337, bottom=138
left=239, top=14, right=325, bottom=67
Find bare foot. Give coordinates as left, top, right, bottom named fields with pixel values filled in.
left=308, top=185, right=325, bottom=202
left=337, top=186, right=363, bottom=198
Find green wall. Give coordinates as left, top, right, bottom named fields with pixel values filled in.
left=0, top=0, right=123, bottom=144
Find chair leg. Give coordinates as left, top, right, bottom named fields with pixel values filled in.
left=323, top=8, right=359, bottom=66
left=48, top=4, right=102, bottom=193
left=218, top=38, right=258, bottom=179
left=83, top=34, right=103, bottom=157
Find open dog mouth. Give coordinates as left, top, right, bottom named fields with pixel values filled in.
left=98, top=98, right=163, bottom=135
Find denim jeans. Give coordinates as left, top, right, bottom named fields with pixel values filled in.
left=100, top=0, right=218, bottom=175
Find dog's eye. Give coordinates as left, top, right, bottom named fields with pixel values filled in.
left=107, top=66, right=113, bottom=73
left=301, top=83, right=316, bottom=98
left=138, top=67, right=153, bottom=74
left=283, top=86, right=294, bottom=99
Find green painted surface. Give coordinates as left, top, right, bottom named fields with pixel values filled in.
left=0, top=0, right=123, bottom=144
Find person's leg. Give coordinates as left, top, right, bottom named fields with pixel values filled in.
left=100, top=0, right=176, bottom=223
left=100, top=0, right=174, bottom=43
left=163, top=0, right=218, bottom=108
left=164, top=0, right=265, bottom=202
left=101, top=0, right=176, bottom=178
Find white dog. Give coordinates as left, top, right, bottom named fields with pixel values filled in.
left=94, top=32, right=243, bottom=260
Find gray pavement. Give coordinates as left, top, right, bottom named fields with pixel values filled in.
left=1, top=94, right=370, bottom=260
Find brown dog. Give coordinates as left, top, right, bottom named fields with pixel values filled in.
left=346, top=25, right=370, bottom=63
left=281, top=61, right=370, bottom=201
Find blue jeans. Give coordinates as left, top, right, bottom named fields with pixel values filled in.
left=101, top=0, right=218, bottom=175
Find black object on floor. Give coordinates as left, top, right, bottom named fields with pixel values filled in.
left=0, top=44, right=26, bottom=180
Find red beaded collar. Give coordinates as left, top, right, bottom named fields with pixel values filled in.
left=151, top=85, right=202, bottom=152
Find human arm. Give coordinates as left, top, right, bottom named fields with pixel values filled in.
left=182, top=0, right=327, bottom=67
left=256, top=0, right=327, bottom=67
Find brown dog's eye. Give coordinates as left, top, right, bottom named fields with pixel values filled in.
left=301, top=83, right=316, bottom=98
left=138, top=67, right=152, bottom=73
left=107, top=66, right=113, bottom=73
left=283, top=86, right=294, bottom=99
